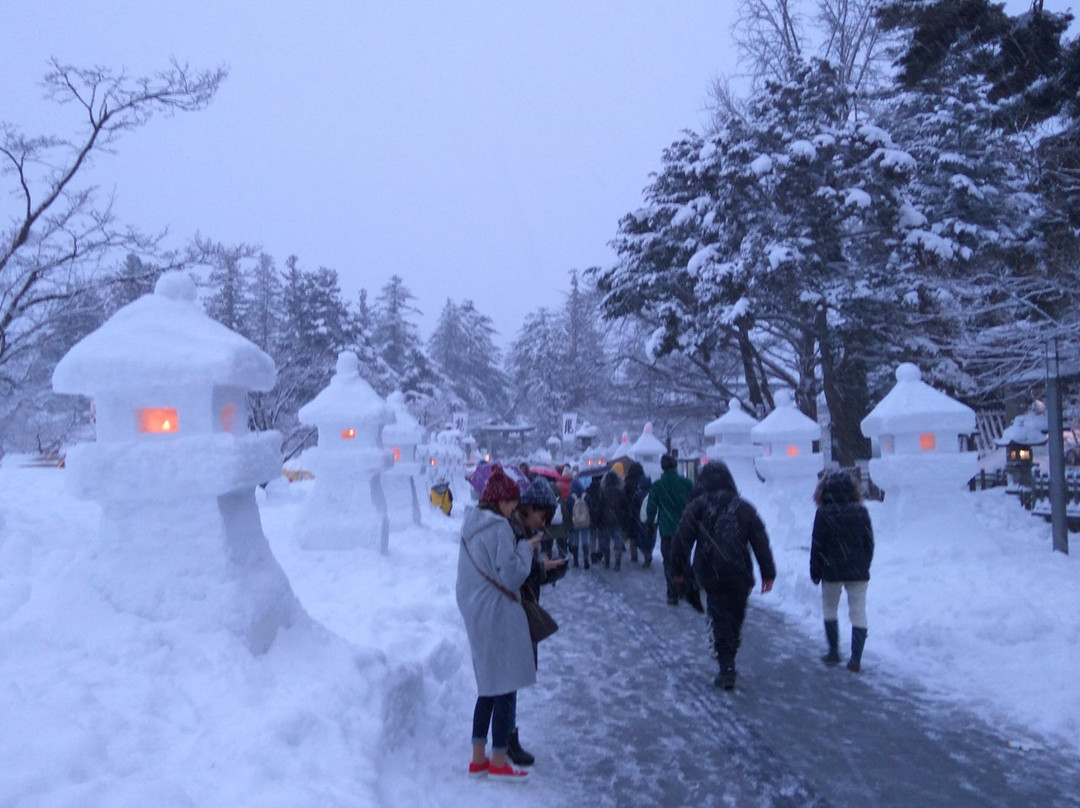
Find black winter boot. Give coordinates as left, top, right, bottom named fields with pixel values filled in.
left=570, top=547, right=580, bottom=568
left=847, top=627, right=867, bottom=673
left=822, top=620, right=841, bottom=666
left=507, top=728, right=534, bottom=766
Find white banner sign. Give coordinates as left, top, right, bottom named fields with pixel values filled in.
left=561, top=412, right=577, bottom=439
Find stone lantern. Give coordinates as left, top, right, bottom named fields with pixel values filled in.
left=297, top=352, right=395, bottom=553
left=382, top=390, right=425, bottom=531
left=996, top=413, right=1047, bottom=490
left=51, top=271, right=297, bottom=654
left=751, top=391, right=823, bottom=491
left=704, top=398, right=762, bottom=492
left=860, top=363, right=977, bottom=503
left=628, top=422, right=666, bottom=480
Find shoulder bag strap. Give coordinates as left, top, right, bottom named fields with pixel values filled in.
left=461, top=536, right=519, bottom=603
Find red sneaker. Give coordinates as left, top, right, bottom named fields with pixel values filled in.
left=487, top=761, right=529, bottom=783
left=468, top=759, right=489, bottom=778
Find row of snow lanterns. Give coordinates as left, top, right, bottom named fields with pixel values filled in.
left=707, top=364, right=977, bottom=495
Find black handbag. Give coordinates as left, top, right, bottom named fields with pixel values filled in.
left=462, top=538, right=560, bottom=643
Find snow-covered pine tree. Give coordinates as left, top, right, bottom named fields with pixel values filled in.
left=427, top=298, right=508, bottom=416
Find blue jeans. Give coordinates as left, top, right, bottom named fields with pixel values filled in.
left=597, top=525, right=624, bottom=559
left=472, top=691, right=516, bottom=751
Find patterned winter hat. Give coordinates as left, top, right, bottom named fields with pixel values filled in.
left=480, top=464, right=521, bottom=504
left=520, top=478, right=557, bottom=510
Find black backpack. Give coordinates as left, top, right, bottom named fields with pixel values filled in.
left=694, top=495, right=748, bottom=586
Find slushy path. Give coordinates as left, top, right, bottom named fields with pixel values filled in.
left=521, top=555, right=1079, bottom=807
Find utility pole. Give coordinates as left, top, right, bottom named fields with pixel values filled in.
left=1045, top=339, right=1069, bottom=555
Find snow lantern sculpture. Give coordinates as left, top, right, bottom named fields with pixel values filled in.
left=297, top=352, right=395, bottom=553
left=51, top=271, right=298, bottom=655
left=704, top=398, right=762, bottom=491
left=751, top=391, right=823, bottom=491
left=426, top=426, right=469, bottom=505
left=382, top=390, right=425, bottom=532
left=628, top=422, right=666, bottom=480
left=860, top=363, right=977, bottom=501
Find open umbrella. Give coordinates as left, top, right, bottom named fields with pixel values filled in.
left=468, top=462, right=529, bottom=497
left=529, top=465, right=572, bottom=499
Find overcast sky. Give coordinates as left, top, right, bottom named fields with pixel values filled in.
left=1, top=1, right=1065, bottom=346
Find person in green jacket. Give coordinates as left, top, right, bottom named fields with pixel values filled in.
left=646, top=454, right=695, bottom=605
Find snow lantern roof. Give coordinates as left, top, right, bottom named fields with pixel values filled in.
left=704, top=398, right=757, bottom=437
left=53, top=272, right=275, bottom=395
left=383, top=390, right=423, bottom=444
left=629, top=423, right=666, bottom=456
left=576, top=422, right=599, bottom=439
left=298, top=352, right=393, bottom=425
left=995, top=413, right=1049, bottom=447
left=750, top=391, right=820, bottom=443
left=861, top=363, right=975, bottom=437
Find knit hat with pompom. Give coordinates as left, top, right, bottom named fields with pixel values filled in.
left=480, top=464, right=521, bottom=504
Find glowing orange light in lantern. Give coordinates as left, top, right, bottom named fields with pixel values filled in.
left=786, top=445, right=799, bottom=457
left=919, top=433, right=936, bottom=451
left=391, top=447, right=402, bottom=462
left=220, top=403, right=237, bottom=433
left=137, top=407, right=179, bottom=433
left=341, top=428, right=356, bottom=440
left=430, top=457, right=437, bottom=466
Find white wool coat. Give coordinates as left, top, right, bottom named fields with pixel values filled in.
left=456, top=506, right=537, bottom=696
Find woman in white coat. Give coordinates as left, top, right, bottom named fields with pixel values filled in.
left=456, top=465, right=539, bottom=782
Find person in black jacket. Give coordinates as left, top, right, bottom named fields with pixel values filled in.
left=597, top=469, right=632, bottom=571
left=672, top=461, right=776, bottom=690
left=810, top=470, right=874, bottom=672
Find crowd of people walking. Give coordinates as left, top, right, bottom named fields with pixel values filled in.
left=455, top=453, right=873, bottom=782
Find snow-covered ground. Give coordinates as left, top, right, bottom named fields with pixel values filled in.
left=0, top=459, right=1076, bottom=806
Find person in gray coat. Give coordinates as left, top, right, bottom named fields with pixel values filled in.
left=456, top=465, right=537, bottom=782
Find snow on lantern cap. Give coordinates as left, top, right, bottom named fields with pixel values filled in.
left=705, top=398, right=757, bottom=438
left=629, top=422, right=666, bottom=457
left=52, top=271, right=276, bottom=396
left=383, top=390, right=424, bottom=445
left=750, top=391, right=820, bottom=444
left=297, top=351, right=394, bottom=428
left=860, top=363, right=975, bottom=439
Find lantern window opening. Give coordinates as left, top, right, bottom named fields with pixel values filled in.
left=786, top=445, right=799, bottom=457
left=341, top=428, right=357, bottom=440
left=137, top=407, right=180, bottom=434
left=391, top=446, right=402, bottom=462
left=919, top=433, right=937, bottom=451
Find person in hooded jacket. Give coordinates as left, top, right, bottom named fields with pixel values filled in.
left=623, top=461, right=654, bottom=567
left=810, top=469, right=874, bottom=672
left=456, top=465, right=536, bottom=782
left=597, top=469, right=632, bottom=570
left=672, top=460, right=776, bottom=691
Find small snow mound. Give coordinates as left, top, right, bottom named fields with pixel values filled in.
left=896, top=363, right=921, bottom=383
left=335, top=351, right=360, bottom=377
left=154, top=271, right=197, bottom=302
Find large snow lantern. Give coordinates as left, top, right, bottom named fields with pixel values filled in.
left=860, top=363, right=977, bottom=498
left=751, top=391, right=823, bottom=488
left=382, top=390, right=425, bottom=531
left=704, top=398, right=762, bottom=491
left=628, top=422, right=666, bottom=480
left=51, top=271, right=296, bottom=654
left=297, top=352, right=395, bottom=553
